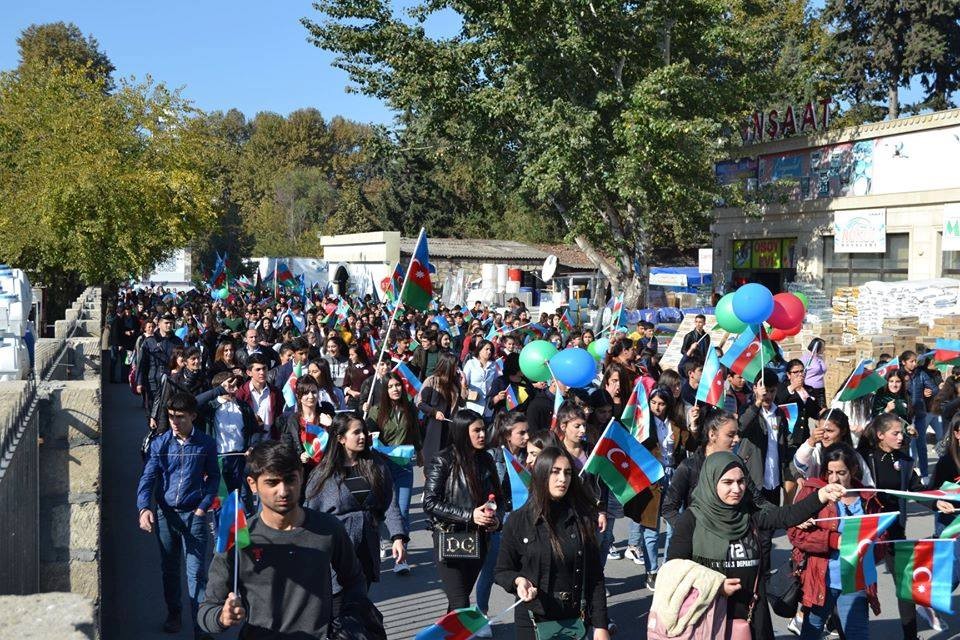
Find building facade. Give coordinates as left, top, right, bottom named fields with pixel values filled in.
left=711, top=109, right=960, bottom=297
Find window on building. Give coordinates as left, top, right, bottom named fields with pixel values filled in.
left=823, top=233, right=909, bottom=294
left=943, top=238, right=960, bottom=276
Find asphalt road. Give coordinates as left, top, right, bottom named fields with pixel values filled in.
left=101, top=382, right=960, bottom=639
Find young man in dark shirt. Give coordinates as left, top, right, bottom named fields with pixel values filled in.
left=198, top=441, right=364, bottom=638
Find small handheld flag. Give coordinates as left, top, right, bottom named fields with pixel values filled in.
left=210, top=456, right=229, bottom=511
left=502, top=447, right=531, bottom=509
left=282, top=362, right=302, bottom=409
left=394, top=362, right=423, bottom=401
left=893, top=539, right=956, bottom=613
left=549, top=391, right=563, bottom=432
left=838, top=512, right=897, bottom=593
left=302, top=424, right=329, bottom=464
left=415, top=606, right=490, bottom=640
left=583, top=419, right=664, bottom=506
left=620, top=380, right=650, bottom=442
left=719, top=325, right=774, bottom=381
left=215, top=489, right=251, bottom=554
left=934, top=339, right=960, bottom=366
left=778, top=403, right=800, bottom=434
left=372, top=434, right=415, bottom=467
left=696, top=347, right=726, bottom=408
left=837, top=359, right=886, bottom=402
left=505, top=386, right=520, bottom=410
left=402, top=229, right=434, bottom=311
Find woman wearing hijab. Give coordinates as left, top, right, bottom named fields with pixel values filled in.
left=666, top=451, right=844, bottom=639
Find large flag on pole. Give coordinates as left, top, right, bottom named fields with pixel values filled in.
left=934, top=339, right=960, bottom=365
left=583, top=420, right=664, bottom=506
left=402, top=230, right=433, bottom=311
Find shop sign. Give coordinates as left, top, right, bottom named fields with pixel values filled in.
left=833, top=209, right=886, bottom=253
left=751, top=239, right=782, bottom=269
left=943, top=203, right=960, bottom=252
left=698, top=248, right=714, bottom=274
left=732, top=240, right=752, bottom=270
left=649, top=272, right=688, bottom=287
left=742, top=98, right=833, bottom=144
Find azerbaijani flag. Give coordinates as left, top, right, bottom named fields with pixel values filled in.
left=485, top=324, right=501, bottom=341
left=610, top=293, right=624, bottom=329
left=394, top=362, right=422, bottom=400
left=388, top=262, right=404, bottom=301
left=210, top=456, right=229, bottom=511
left=847, top=483, right=960, bottom=503
left=415, top=606, right=489, bottom=640
left=873, top=357, right=900, bottom=380
left=505, top=385, right=520, bottom=410
left=893, top=539, right=956, bottom=613
left=436, top=315, right=458, bottom=337
left=282, top=362, right=302, bottom=409
left=778, top=403, right=800, bottom=434
left=584, top=419, right=664, bottom=506
left=276, top=262, right=296, bottom=289
left=503, top=447, right=531, bottom=509
left=372, top=434, right=415, bottom=467
left=493, top=357, right=504, bottom=377
left=620, top=380, right=650, bottom=442
left=402, top=229, right=433, bottom=311
left=461, top=309, right=474, bottom=324
left=939, top=482, right=960, bottom=538
left=558, top=310, right=575, bottom=338
left=303, top=423, right=329, bottom=464
left=215, top=490, right=251, bottom=554
left=175, top=325, right=189, bottom=341
left=719, top=325, right=775, bottom=381
left=838, top=512, right=897, bottom=593
left=934, top=339, right=960, bottom=365
left=696, top=347, right=726, bottom=407
left=838, top=359, right=886, bottom=402
left=549, top=390, right=564, bottom=432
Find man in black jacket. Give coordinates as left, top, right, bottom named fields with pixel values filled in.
left=680, top=314, right=710, bottom=362
left=136, top=313, right=183, bottom=419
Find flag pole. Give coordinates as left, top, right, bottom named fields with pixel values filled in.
left=273, top=261, right=278, bottom=301
left=233, top=490, right=240, bottom=595
left=579, top=418, right=615, bottom=477
left=757, top=323, right=765, bottom=385
left=363, top=227, right=425, bottom=420
left=821, top=358, right=864, bottom=431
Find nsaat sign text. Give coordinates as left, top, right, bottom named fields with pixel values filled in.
left=742, top=98, right=833, bottom=144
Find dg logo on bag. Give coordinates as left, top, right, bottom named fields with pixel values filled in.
left=445, top=535, right=476, bottom=554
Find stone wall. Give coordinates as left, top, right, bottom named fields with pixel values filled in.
left=0, top=286, right=103, bottom=635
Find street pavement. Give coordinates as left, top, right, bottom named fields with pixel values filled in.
left=101, top=382, right=960, bottom=638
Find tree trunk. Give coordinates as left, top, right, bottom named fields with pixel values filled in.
left=888, top=84, right=899, bottom=119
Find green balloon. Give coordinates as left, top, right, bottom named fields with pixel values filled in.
left=795, top=291, right=809, bottom=310
left=587, top=341, right=601, bottom=361
left=715, top=292, right=748, bottom=333
left=519, top=340, right=558, bottom=382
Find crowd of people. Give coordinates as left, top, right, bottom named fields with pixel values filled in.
left=111, top=283, right=960, bottom=640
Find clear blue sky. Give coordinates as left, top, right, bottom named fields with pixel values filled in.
left=0, top=1, right=459, bottom=125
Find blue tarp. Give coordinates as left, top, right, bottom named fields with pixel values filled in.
left=649, top=266, right=712, bottom=292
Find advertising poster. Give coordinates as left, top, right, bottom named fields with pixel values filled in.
left=833, top=209, right=886, bottom=253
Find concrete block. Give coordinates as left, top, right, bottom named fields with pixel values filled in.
left=39, top=444, right=100, bottom=498
left=77, top=320, right=100, bottom=337
left=47, top=381, right=101, bottom=444
left=64, top=308, right=79, bottom=323
left=40, top=561, right=69, bottom=592
left=48, top=501, right=99, bottom=552
left=54, top=320, right=75, bottom=339
left=68, top=338, right=101, bottom=380
left=0, top=592, right=95, bottom=639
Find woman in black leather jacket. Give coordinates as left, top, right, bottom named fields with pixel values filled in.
left=423, top=409, right=504, bottom=613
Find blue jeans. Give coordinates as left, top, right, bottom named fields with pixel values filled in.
left=628, top=476, right=671, bottom=573
left=388, top=461, right=413, bottom=532
left=599, top=517, right=616, bottom=569
left=799, top=587, right=868, bottom=640
left=156, top=506, right=209, bottom=633
left=476, top=531, right=502, bottom=613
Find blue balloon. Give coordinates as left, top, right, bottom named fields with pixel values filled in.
left=732, top=283, right=774, bottom=325
left=593, top=337, right=611, bottom=361
left=549, top=348, right=598, bottom=388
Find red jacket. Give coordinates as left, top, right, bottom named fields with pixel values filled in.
left=787, top=478, right=885, bottom=612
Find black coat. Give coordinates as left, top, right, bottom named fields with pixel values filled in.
left=495, top=501, right=607, bottom=628
left=136, top=332, right=184, bottom=387
left=422, top=447, right=502, bottom=531
left=667, top=491, right=826, bottom=640
left=774, top=383, right=821, bottom=447
left=738, top=403, right=790, bottom=490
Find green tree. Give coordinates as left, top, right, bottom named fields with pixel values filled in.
left=905, top=1, right=960, bottom=112
left=0, top=62, right=219, bottom=284
left=304, top=0, right=795, bottom=304
left=17, top=22, right=115, bottom=90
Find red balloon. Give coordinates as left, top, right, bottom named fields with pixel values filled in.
left=767, top=327, right=788, bottom=342
left=767, top=293, right=806, bottom=329
left=783, top=323, right=802, bottom=337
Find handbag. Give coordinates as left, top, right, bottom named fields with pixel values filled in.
left=533, top=527, right=588, bottom=640
left=438, top=528, right=482, bottom=561
left=767, top=556, right=803, bottom=618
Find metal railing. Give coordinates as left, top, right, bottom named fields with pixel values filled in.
left=0, top=320, right=79, bottom=594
